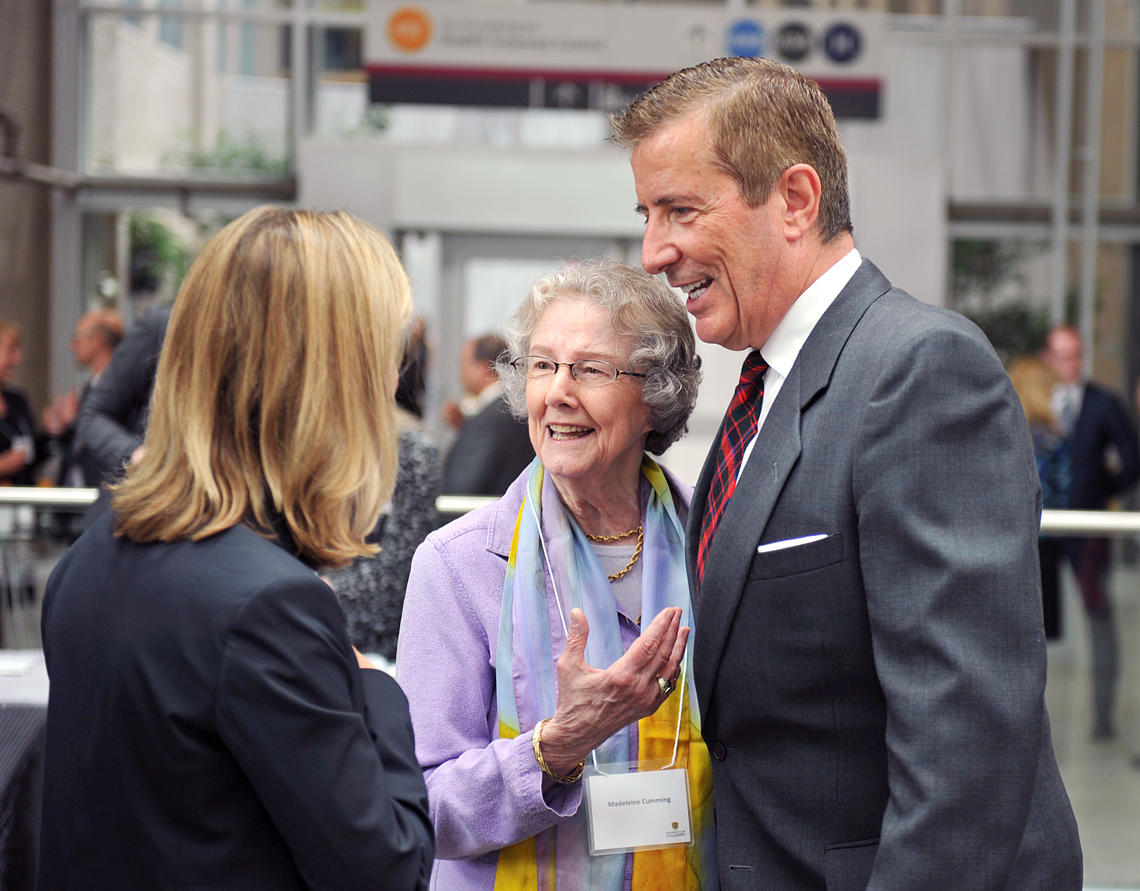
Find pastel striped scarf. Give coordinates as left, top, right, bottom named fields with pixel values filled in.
left=493, top=456, right=716, bottom=890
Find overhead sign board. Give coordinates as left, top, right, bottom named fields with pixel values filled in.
left=365, top=3, right=885, bottom=118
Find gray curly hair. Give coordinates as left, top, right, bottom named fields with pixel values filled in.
left=498, top=259, right=701, bottom=455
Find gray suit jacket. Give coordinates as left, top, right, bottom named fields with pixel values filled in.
left=688, top=260, right=1081, bottom=890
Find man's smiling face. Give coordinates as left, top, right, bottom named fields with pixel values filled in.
left=632, top=113, right=797, bottom=351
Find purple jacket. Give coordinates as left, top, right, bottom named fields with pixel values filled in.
left=396, top=464, right=691, bottom=889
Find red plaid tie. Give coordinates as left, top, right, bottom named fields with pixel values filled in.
left=696, top=350, right=768, bottom=584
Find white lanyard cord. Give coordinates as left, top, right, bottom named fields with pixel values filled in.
left=525, top=493, right=685, bottom=773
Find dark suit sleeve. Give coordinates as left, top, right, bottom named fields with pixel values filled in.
left=215, top=575, right=433, bottom=891
left=441, top=399, right=533, bottom=496
left=853, top=325, right=1049, bottom=887
left=1098, top=388, right=1140, bottom=497
left=77, top=305, right=169, bottom=478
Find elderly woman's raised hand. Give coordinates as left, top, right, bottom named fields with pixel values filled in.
left=536, top=607, right=689, bottom=777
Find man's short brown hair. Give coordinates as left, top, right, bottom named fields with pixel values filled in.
left=611, top=56, right=853, bottom=242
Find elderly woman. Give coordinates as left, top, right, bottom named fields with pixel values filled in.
left=39, top=206, right=433, bottom=889
left=398, top=259, right=715, bottom=889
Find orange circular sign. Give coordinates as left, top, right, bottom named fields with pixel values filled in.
left=388, top=7, right=432, bottom=52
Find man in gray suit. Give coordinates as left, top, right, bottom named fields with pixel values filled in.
left=612, top=57, right=1081, bottom=889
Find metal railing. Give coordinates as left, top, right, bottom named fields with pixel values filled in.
left=0, top=487, right=498, bottom=520
left=2, top=487, right=1139, bottom=535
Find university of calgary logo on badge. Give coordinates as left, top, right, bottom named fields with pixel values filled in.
left=672, top=822, right=679, bottom=830
left=388, top=7, right=432, bottom=52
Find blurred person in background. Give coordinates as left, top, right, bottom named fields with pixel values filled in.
left=73, top=301, right=171, bottom=530
left=76, top=301, right=171, bottom=481
left=396, top=316, right=429, bottom=419
left=38, top=205, right=433, bottom=890
left=41, top=309, right=125, bottom=489
left=0, top=320, right=40, bottom=485
left=1039, top=324, right=1140, bottom=740
left=1008, top=355, right=1069, bottom=638
left=440, top=332, right=534, bottom=496
left=398, top=259, right=715, bottom=889
left=325, top=403, right=441, bottom=671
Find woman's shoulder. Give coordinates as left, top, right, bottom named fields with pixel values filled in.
left=96, top=519, right=322, bottom=606
left=50, top=519, right=333, bottom=664
left=422, top=470, right=527, bottom=557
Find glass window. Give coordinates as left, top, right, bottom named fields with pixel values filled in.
left=158, top=0, right=185, bottom=51
left=323, top=27, right=361, bottom=71
left=85, top=12, right=291, bottom=176
left=122, top=0, right=142, bottom=29
left=216, top=0, right=229, bottom=74
left=240, top=0, right=259, bottom=77
left=463, top=259, right=556, bottom=338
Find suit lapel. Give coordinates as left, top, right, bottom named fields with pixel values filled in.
left=690, top=259, right=891, bottom=718
left=692, top=368, right=803, bottom=712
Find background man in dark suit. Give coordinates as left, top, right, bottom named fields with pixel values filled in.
left=77, top=301, right=171, bottom=480
left=612, top=57, right=1082, bottom=888
left=441, top=332, right=534, bottom=495
left=1040, top=323, right=1139, bottom=740
left=40, top=309, right=124, bottom=538
left=44, top=309, right=124, bottom=489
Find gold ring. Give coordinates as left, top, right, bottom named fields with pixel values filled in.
left=658, top=676, right=673, bottom=696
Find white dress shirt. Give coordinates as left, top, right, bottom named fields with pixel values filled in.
left=739, top=248, right=862, bottom=475
left=1051, top=381, right=1083, bottom=435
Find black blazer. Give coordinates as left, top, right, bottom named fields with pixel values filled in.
left=441, top=394, right=534, bottom=496
left=1065, top=381, right=1140, bottom=510
left=0, top=386, right=40, bottom=485
left=38, top=514, right=433, bottom=890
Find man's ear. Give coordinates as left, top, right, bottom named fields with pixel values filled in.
left=778, top=164, right=822, bottom=241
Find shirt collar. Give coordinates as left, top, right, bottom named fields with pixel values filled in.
left=760, top=248, right=862, bottom=380
left=473, top=380, right=504, bottom=411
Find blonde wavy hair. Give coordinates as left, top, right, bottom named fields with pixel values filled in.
left=1008, top=355, right=1060, bottom=431
left=112, top=205, right=412, bottom=567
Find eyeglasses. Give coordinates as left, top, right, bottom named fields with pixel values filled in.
left=510, top=355, right=646, bottom=387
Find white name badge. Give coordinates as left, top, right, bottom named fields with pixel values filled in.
left=583, top=762, right=692, bottom=855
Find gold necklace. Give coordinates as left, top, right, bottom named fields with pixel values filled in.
left=583, top=525, right=640, bottom=543
left=600, top=525, right=643, bottom=582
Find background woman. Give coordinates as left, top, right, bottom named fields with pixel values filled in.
left=327, top=403, right=441, bottom=668
left=1009, top=356, right=1070, bottom=514
left=0, top=320, right=40, bottom=484
left=398, top=259, right=715, bottom=889
left=39, top=205, right=434, bottom=890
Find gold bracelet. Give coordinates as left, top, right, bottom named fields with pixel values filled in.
left=531, top=718, right=585, bottom=784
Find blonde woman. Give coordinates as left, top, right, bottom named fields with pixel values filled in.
left=1008, top=355, right=1070, bottom=509
left=38, top=206, right=434, bottom=890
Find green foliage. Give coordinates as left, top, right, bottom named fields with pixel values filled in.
left=129, top=214, right=191, bottom=297
left=951, top=238, right=1032, bottom=300
left=962, top=303, right=1052, bottom=366
left=355, top=105, right=389, bottom=136
left=163, top=129, right=288, bottom=175
left=951, top=237, right=1061, bottom=365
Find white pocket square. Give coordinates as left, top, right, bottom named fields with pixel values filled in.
left=756, top=534, right=828, bottom=554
